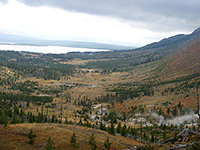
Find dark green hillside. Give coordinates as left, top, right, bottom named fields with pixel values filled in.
left=0, top=51, right=75, bottom=80
left=137, top=27, right=200, bottom=52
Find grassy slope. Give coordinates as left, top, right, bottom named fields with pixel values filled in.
left=157, top=38, right=200, bottom=77
left=111, top=37, right=200, bottom=112
left=0, top=124, right=140, bottom=150
left=167, top=39, right=200, bottom=74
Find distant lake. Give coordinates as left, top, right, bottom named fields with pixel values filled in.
left=0, top=44, right=109, bottom=54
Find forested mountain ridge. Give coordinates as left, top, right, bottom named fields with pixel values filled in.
left=166, top=37, right=200, bottom=74
left=136, top=27, right=200, bottom=52
left=149, top=28, right=200, bottom=79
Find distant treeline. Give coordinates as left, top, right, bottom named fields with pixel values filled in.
left=0, top=92, right=53, bottom=105
left=0, top=45, right=179, bottom=80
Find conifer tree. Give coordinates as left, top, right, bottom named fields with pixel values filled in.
left=131, top=127, right=137, bottom=137
left=104, top=137, right=111, bottom=150
left=116, top=122, right=121, bottom=133
left=163, top=131, right=166, bottom=140
left=89, top=133, right=97, bottom=150
left=21, top=115, right=25, bottom=123
left=109, top=121, right=115, bottom=135
left=65, top=117, right=68, bottom=124
left=173, top=106, right=178, bottom=116
left=45, top=137, right=55, bottom=150
left=151, top=132, right=155, bottom=143
left=29, top=113, right=34, bottom=123
left=2, top=114, right=8, bottom=129
left=27, top=129, right=36, bottom=144
left=14, top=105, right=19, bottom=115
left=70, top=132, right=77, bottom=146
left=44, top=115, right=48, bottom=122
left=36, top=112, right=42, bottom=123
left=121, top=124, right=127, bottom=136
left=20, top=108, right=24, bottom=117
left=11, top=113, right=19, bottom=124
left=51, top=115, right=55, bottom=123
left=167, top=107, right=170, bottom=115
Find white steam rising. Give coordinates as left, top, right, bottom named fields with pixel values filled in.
left=151, top=112, right=199, bottom=125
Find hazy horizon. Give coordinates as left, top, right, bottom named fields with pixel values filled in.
left=1, top=0, right=200, bottom=50
left=0, top=44, right=111, bottom=54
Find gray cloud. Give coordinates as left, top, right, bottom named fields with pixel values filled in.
left=0, top=0, right=8, bottom=4
left=16, top=0, right=200, bottom=32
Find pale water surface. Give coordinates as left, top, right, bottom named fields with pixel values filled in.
left=0, top=44, right=109, bottom=54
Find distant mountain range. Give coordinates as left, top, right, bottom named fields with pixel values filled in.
left=1, top=27, right=200, bottom=52
left=146, top=27, right=200, bottom=76
left=137, top=27, right=200, bottom=52
left=0, top=33, right=135, bottom=50
left=0, top=27, right=200, bottom=78
left=165, top=31, right=200, bottom=74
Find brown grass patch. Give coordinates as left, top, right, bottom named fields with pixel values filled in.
left=0, top=124, right=140, bottom=150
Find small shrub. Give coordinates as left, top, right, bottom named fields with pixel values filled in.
left=27, top=129, right=36, bottom=144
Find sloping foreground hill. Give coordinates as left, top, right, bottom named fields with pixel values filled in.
left=0, top=124, right=140, bottom=150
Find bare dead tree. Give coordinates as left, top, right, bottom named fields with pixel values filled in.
left=60, top=103, right=63, bottom=122
left=38, top=70, right=43, bottom=121
left=23, top=90, right=25, bottom=109
left=140, top=113, right=143, bottom=143
left=100, top=98, right=103, bottom=130
left=66, top=92, right=71, bottom=103
left=196, top=82, right=200, bottom=118
left=41, top=97, right=44, bottom=121
left=60, top=84, right=64, bottom=122
left=46, top=107, right=48, bottom=117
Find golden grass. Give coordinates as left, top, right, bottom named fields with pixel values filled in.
left=0, top=124, right=140, bottom=150
left=17, top=61, right=197, bottom=124
left=60, top=58, right=116, bottom=65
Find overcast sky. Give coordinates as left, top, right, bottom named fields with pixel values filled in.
left=0, top=0, right=200, bottom=47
